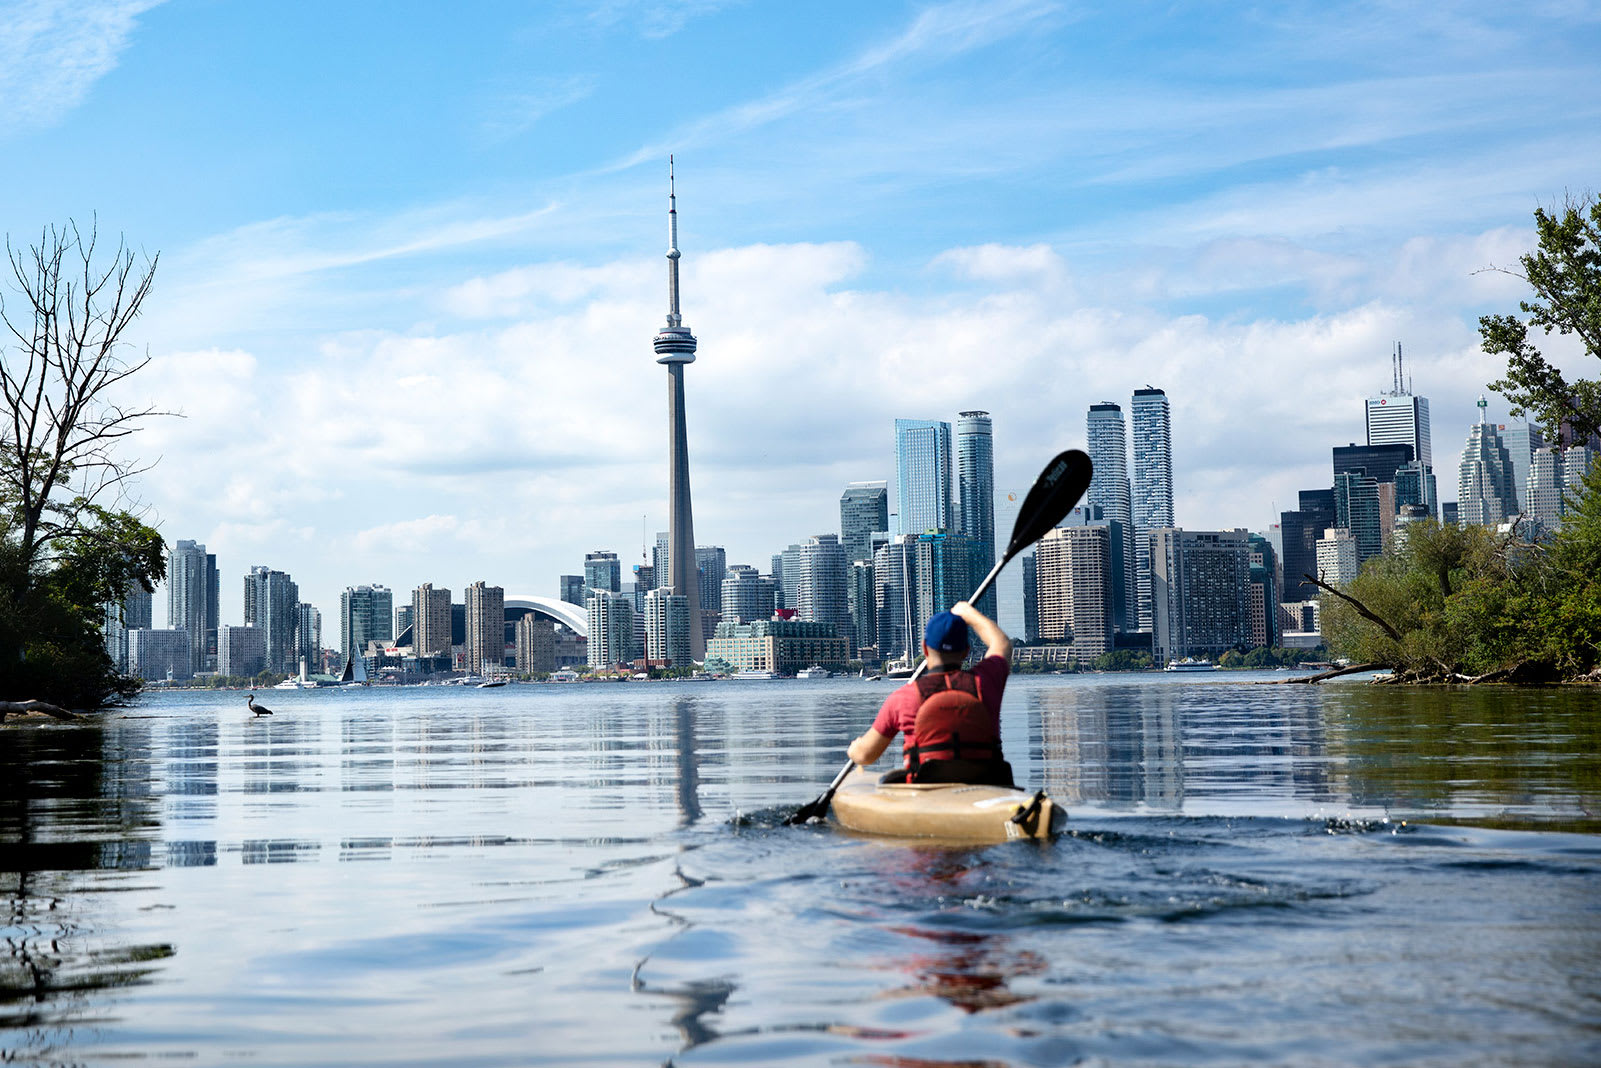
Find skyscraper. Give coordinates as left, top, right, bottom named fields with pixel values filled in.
left=1459, top=396, right=1518, bottom=527
left=244, top=565, right=300, bottom=674
left=839, top=481, right=889, bottom=564
left=796, top=534, right=849, bottom=637
left=296, top=602, right=320, bottom=673
left=1131, top=387, right=1174, bottom=630
left=873, top=538, right=912, bottom=662
left=584, top=551, right=621, bottom=597
left=167, top=540, right=212, bottom=674
left=956, top=410, right=996, bottom=618
left=721, top=564, right=776, bottom=625
left=559, top=575, right=585, bottom=606
left=465, top=581, right=505, bottom=675
left=1366, top=344, right=1432, bottom=469
left=1149, top=528, right=1252, bottom=665
left=340, top=585, right=393, bottom=660
left=644, top=587, right=691, bottom=666
left=1034, top=525, right=1113, bottom=659
left=895, top=418, right=952, bottom=536
left=411, top=583, right=452, bottom=662
left=1087, top=402, right=1136, bottom=632
left=653, top=158, right=705, bottom=660
left=587, top=592, right=635, bottom=669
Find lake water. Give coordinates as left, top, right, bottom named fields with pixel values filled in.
left=3, top=673, right=1599, bottom=1066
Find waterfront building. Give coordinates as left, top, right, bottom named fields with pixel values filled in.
left=872, top=538, right=912, bottom=661
left=1366, top=343, right=1432, bottom=469
left=1501, top=421, right=1545, bottom=511
left=128, top=628, right=192, bottom=681
left=1087, top=402, right=1136, bottom=632
left=411, top=583, right=452, bottom=662
left=587, top=591, right=635, bottom=669
left=1131, top=387, right=1174, bottom=631
left=1458, top=396, right=1518, bottom=527
left=218, top=624, right=266, bottom=679
left=340, top=585, right=393, bottom=661
left=584, top=551, right=621, bottom=598
left=465, top=581, right=505, bottom=674
left=102, top=579, right=153, bottom=674
left=633, top=563, right=655, bottom=597
left=1149, top=528, right=1252, bottom=665
left=644, top=587, right=692, bottom=666
left=1315, top=528, right=1360, bottom=588
left=1334, top=471, right=1386, bottom=561
left=848, top=559, right=876, bottom=658
left=296, top=603, right=320, bottom=673
left=1247, top=532, right=1280, bottom=650
left=1333, top=442, right=1415, bottom=486
left=796, top=534, right=849, bottom=636
left=908, top=530, right=986, bottom=651
left=721, top=564, right=775, bottom=624
left=1279, top=499, right=1331, bottom=602
left=1022, top=551, right=1038, bottom=643
left=957, top=411, right=996, bottom=618
left=1442, top=501, right=1460, bottom=526
left=1034, top=525, right=1113, bottom=660
left=704, top=618, right=849, bottom=674
left=840, top=481, right=889, bottom=565
left=1394, top=461, right=1438, bottom=518
left=696, top=545, right=726, bottom=642
left=894, top=418, right=953, bottom=536
left=652, top=532, right=671, bottom=589
left=166, top=540, right=214, bottom=674
left=515, top=615, right=556, bottom=674
left=779, top=544, right=802, bottom=611
left=559, top=575, right=585, bottom=606
left=653, top=161, right=706, bottom=660
left=244, top=565, right=300, bottom=674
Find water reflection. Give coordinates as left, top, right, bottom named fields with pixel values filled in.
left=674, top=699, right=702, bottom=826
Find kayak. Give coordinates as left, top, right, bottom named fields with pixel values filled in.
left=829, top=767, right=1066, bottom=841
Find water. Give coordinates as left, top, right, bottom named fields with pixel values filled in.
left=3, top=674, right=1598, bottom=1065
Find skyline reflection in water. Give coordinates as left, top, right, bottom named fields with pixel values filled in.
left=3, top=675, right=1598, bottom=1066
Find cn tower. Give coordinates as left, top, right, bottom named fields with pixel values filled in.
left=653, top=157, right=705, bottom=660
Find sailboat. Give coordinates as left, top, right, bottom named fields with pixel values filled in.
left=338, top=652, right=371, bottom=686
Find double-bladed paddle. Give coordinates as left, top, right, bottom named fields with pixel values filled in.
left=785, top=448, right=1094, bottom=825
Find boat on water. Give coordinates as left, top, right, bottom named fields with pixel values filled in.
left=829, top=767, right=1064, bottom=842
left=795, top=665, right=831, bottom=679
left=476, top=679, right=508, bottom=688
left=549, top=669, right=581, bottom=683
left=733, top=669, right=779, bottom=680
left=1164, top=657, right=1218, bottom=672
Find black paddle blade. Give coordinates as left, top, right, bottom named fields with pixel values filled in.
left=1003, top=449, right=1093, bottom=563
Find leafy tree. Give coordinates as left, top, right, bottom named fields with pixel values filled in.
left=0, top=221, right=164, bottom=709
left=1481, top=192, right=1601, bottom=444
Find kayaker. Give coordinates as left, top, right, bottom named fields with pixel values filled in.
left=846, top=601, right=1014, bottom=787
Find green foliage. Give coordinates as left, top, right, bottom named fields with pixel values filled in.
left=1481, top=192, right=1601, bottom=443
left=1090, top=649, right=1153, bottom=671
left=1325, top=492, right=1601, bottom=679
left=0, top=508, right=164, bottom=708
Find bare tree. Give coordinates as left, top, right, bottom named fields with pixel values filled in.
left=1, top=219, right=161, bottom=585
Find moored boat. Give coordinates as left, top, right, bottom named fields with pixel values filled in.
left=1164, top=657, right=1217, bottom=672
left=829, top=767, right=1064, bottom=842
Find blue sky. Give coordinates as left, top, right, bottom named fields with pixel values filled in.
left=2, top=0, right=1598, bottom=630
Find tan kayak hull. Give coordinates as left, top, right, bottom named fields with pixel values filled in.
left=829, top=767, right=1065, bottom=842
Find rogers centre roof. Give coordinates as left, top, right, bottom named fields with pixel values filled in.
left=505, top=595, right=587, bottom=638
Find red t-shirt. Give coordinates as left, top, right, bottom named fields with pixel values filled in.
left=870, top=656, right=1010, bottom=768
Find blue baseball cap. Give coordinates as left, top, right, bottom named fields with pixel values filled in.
left=924, top=611, right=969, bottom=652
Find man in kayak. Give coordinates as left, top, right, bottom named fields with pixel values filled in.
left=846, top=601, right=1014, bottom=787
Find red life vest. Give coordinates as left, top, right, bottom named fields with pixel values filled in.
left=905, top=669, right=1002, bottom=778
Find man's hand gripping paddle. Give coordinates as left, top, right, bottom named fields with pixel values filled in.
left=785, top=449, right=1094, bottom=825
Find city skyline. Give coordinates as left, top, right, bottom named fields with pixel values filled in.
left=3, top=3, right=1594, bottom=628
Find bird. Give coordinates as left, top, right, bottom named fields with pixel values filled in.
left=246, top=693, right=274, bottom=717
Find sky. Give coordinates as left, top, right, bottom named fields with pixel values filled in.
left=2, top=0, right=1598, bottom=632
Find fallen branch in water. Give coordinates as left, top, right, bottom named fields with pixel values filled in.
left=0, top=699, right=82, bottom=723
left=1269, top=662, right=1389, bottom=685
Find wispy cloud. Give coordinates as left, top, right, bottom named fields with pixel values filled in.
left=602, top=0, right=1063, bottom=171
left=578, top=0, right=746, bottom=39
left=0, top=0, right=164, bottom=134
left=478, top=75, right=597, bottom=141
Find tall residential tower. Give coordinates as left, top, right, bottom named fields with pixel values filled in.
left=1131, top=387, right=1174, bottom=631
left=653, top=158, right=706, bottom=659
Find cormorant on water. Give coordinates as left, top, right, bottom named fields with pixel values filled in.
left=246, top=693, right=274, bottom=717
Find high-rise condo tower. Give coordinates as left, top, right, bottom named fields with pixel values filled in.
left=653, top=158, right=705, bottom=660
left=1131, top=387, right=1174, bottom=631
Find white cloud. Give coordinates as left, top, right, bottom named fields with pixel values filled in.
left=0, top=0, right=164, bottom=134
